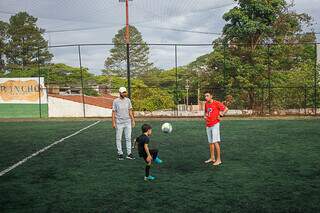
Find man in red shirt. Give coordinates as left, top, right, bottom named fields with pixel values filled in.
left=204, top=91, right=228, bottom=166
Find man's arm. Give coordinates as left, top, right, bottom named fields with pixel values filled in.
left=112, top=100, right=116, bottom=128
left=112, top=110, right=116, bottom=128
left=204, top=105, right=208, bottom=120
left=144, top=143, right=152, bottom=163
left=129, top=109, right=135, bottom=128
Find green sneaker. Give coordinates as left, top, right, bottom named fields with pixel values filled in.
left=144, top=175, right=156, bottom=181
left=154, top=157, right=163, bottom=164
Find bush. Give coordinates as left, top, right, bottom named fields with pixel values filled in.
left=132, top=87, right=175, bottom=111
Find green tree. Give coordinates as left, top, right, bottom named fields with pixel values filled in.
left=95, top=75, right=146, bottom=92
left=4, top=63, right=94, bottom=86
left=204, top=0, right=315, bottom=110
left=140, top=66, right=189, bottom=104
left=222, top=0, right=312, bottom=49
left=0, top=20, right=8, bottom=74
left=104, top=25, right=153, bottom=78
left=5, top=12, right=52, bottom=70
left=43, top=63, right=94, bottom=88
left=223, top=0, right=286, bottom=50
left=132, top=87, right=175, bottom=111
left=46, top=63, right=99, bottom=96
left=137, top=67, right=163, bottom=87
left=96, top=74, right=174, bottom=111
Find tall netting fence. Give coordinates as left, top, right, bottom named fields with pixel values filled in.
left=0, top=42, right=318, bottom=118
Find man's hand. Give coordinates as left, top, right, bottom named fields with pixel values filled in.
left=220, top=107, right=228, bottom=117
left=146, top=155, right=152, bottom=163
left=112, top=122, right=116, bottom=129
left=132, top=120, right=136, bottom=128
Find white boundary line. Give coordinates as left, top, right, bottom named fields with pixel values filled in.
left=0, top=120, right=101, bottom=177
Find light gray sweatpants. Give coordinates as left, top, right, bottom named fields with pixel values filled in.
left=116, top=122, right=132, bottom=155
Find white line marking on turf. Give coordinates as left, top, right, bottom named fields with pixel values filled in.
left=0, top=120, right=101, bottom=177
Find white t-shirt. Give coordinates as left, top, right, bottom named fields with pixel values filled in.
left=112, top=97, right=132, bottom=124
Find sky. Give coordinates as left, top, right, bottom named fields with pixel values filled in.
left=0, top=0, right=319, bottom=75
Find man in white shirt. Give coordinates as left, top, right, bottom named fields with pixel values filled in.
left=112, top=87, right=136, bottom=160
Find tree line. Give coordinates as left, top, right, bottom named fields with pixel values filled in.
left=0, top=0, right=318, bottom=112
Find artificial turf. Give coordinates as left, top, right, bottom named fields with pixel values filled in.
left=0, top=119, right=319, bottom=212
left=0, top=104, right=48, bottom=118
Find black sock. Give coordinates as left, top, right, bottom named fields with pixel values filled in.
left=145, top=165, right=150, bottom=177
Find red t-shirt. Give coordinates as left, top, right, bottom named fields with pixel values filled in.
left=205, top=100, right=226, bottom=127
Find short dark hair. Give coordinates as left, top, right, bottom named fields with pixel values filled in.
left=204, top=91, right=213, bottom=95
left=141, top=124, right=152, bottom=133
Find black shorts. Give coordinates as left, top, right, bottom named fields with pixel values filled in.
left=140, top=149, right=159, bottom=163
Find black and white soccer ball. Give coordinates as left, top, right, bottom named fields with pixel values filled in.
left=161, top=122, right=173, bottom=133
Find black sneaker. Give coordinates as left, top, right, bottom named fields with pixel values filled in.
left=118, top=154, right=124, bottom=160
left=126, top=154, right=135, bottom=160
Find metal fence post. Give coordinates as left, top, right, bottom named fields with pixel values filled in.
left=304, top=84, right=307, bottom=116
left=223, top=43, right=227, bottom=97
left=126, top=43, right=131, bottom=99
left=267, top=44, right=271, bottom=115
left=78, top=45, right=86, bottom=118
left=261, top=87, right=264, bottom=115
left=314, top=43, right=318, bottom=116
left=37, top=45, right=42, bottom=118
left=175, top=44, right=178, bottom=116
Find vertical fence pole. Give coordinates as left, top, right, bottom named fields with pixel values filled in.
left=304, top=84, right=307, bottom=116
left=126, top=43, right=131, bottom=99
left=314, top=43, right=318, bottom=116
left=175, top=44, right=178, bottom=116
left=78, top=45, right=86, bottom=118
left=37, top=45, right=42, bottom=118
left=223, top=43, right=227, bottom=97
left=21, top=39, right=24, bottom=76
left=267, top=44, right=271, bottom=115
left=261, top=87, right=264, bottom=115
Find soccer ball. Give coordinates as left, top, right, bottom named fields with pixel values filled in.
left=161, top=122, right=172, bottom=133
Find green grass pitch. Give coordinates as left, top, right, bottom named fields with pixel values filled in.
left=0, top=119, right=319, bottom=212
left=0, top=104, right=48, bottom=118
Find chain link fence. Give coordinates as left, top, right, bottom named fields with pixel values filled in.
left=0, top=42, right=319, bottom=118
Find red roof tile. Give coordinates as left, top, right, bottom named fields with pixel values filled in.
left=49, top=94, right=116, bottom=109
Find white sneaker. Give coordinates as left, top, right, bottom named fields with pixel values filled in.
left=204, top=158, right=214, bottom=164
left=126, top=154, right=135, bottom=160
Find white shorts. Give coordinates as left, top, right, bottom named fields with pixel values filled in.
left=206, top=123, right=220, bottom=143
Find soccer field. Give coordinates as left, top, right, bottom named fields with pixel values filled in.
left=0, top=119, right=319, bottom=212
left=0, top=104, right=48, bottom=118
